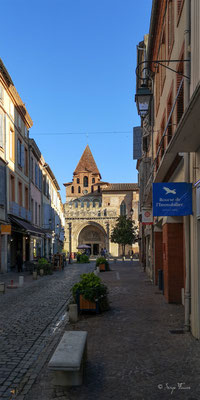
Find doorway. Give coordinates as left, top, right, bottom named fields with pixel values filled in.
left=93, top=243, right=99, bottom=255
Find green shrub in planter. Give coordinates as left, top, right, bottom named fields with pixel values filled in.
left=72, top=272, right=109, bottom=312
left=96, top=257, right=110, bottom=271
left=78, top=254, right=90, bottom=263
left=37, top=258, right=53, bottom=275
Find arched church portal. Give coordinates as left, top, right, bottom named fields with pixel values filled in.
left=78, top=224, right=106, bottom=256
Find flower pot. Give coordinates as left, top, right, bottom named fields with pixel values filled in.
left=99, top=263, right=106, bottom=272
left=77, top=294, right=99, bottom=313
left=33, top=271, right=37, bottom=280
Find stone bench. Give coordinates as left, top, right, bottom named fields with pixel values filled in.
left=48, top=331, right=88, bottom=386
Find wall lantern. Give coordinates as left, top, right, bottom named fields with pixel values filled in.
left=135, top=85, right=152, bottom=118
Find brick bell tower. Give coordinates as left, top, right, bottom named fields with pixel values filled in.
left=64, top=145, right=102, bottom=199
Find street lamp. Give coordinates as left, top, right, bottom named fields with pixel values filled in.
left=135, top=85, right=152, bottom=118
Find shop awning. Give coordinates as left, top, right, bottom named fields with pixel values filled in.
left=9, top=216, right=46, bottom=236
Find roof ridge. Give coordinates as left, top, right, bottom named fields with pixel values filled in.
left=73, top=145, right=101, bottom=177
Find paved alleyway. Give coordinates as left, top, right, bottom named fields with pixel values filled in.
left=23, top=261, right=200, bottom=400
left=0, top=263, right=94, bottom=400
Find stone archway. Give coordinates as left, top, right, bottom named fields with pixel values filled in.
left=78, top=223, right=107, bottom=256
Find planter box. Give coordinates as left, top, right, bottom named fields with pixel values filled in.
left=77, top=294, right=99, bottom=313
left=99, top=263, right=106, bottom=272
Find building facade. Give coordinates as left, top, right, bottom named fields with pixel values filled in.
left=135, top=0, right=200, bottom=338
left=64, top=145, right=139, bottom=257
left=0, top=59, right=64, bottom=272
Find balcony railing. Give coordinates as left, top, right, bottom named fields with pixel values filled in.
left=9, top=201, right=32, bottom=222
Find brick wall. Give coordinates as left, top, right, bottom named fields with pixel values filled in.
left=162, top=223, right=184, bottom=303
left=154, top=231, right=163, bottom=285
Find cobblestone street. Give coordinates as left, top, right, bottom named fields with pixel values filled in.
left=22, top=261, right=200, bottom=400
left=0, top=263, right=94, bottom=400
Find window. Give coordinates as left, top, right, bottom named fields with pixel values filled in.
left=10, top=175, right=15, bottom=202
left=18, top=181, right=22, bottom=207
left=81, top=202, right=84, bottom=208
left=0, top=113, right=4, bottom=149
left=30, top=157, right=33, bottom=180
left=167, top=86, right=173, bottom=145
left=0, top=85, right=3, bottom=103
left=160, top=114, right=166, bottom=160
left=98, top=185, right=100, bottom=193
left=83, top=176, right=88, bottom=187
left=25, top=148, right=28, bottom=176
left=92, top=178, right=95, bottom=183
left=77, top=178, right=80, bottom=184
left=78, top=186, right=81, bottom=193
left=10, top=102, right=14, bottom=118
left=18, top=115, right=21, bottom=130
left=25, top=187, right=28, bottom=209
left=39, top=205, right=41, bottom=226
left=104, top=209, right=107, bottom=216
left=160, top=27, right=166, bottom=92
left=35, top=163, right=38, bottom=186
left=91, top=186, right=94, bottom=193
left=71, top=186, right=74, bottom=193
left=9, top=129, right=14, bottom=160
left=168, top=0, right=174, bottom=56
left=120, top=201, right=126, bottom=216
left=43, top=175, right=46, bottom=195
left=31, top=198, right=34, bottom=223
left=24, top=126, right=28, bottom=137
left=75, top=201, right=78, bottom=208
left=177, top=52, right=184, bottom=125
left=39, top=169, right=42, bottom=190
left=17, top=139, right=24, bottom=168
left=177, top=0, right=184, bottom=25
left=35, top=201, right=37, bottom=225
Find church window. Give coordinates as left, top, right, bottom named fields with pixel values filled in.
left=81, top=202, right=84, bottom=208
left=91, top=186, right=94, bottom=193
left=75, top=201, right=78, bottom=208
left=104, top=209, right=107, bottom=216
left=77, top=178, right=80, bottom=184
left=120, top=201, right=126, bottom=216
left=93, top=201, right=95, bottom=208
left=92, top=178, right=95, bottom=183
left=78, top=186, right=81, bottom=193
left=84, top=176, right=88, bottom=187
left=71, top=186, right=74, bottom=193
left=98, top=185, right=100, bottom=193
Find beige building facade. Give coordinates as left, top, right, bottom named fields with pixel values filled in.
left=64, top=145, right=139, bottom=257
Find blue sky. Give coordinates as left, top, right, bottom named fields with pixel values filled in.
left=1, top=0, right=152, bottom=202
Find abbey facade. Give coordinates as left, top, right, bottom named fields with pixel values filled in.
left=63, top=145, right=139, bottom=257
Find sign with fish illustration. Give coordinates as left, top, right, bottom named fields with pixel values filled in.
left=153, top=183, right=192, bottom=216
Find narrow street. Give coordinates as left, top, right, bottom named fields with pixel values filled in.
left=19, top=260, right=200, bottom=400
left=0, top=263, right=94, bottom=400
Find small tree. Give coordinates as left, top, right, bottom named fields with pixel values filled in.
left=111, top=215, right=138, bottom=256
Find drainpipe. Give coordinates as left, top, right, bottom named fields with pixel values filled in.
left=184, top=0, right=191, bottom=332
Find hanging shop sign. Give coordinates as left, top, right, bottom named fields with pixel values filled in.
left=1, top=225, right=11, bottom=235
left=142, top=209, right=153, bottom=224
left=153, top=182, right=192, bottom=216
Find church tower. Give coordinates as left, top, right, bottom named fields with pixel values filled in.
left=64, top=145, right=102, bottom=199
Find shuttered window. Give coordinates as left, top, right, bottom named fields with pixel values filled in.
left=167, top=88, right=173, bottom=145
left=177, top=55, right=184, bottom=125
left=0, top=166, right=5, bottom=205
left=177, top=0, right=184, bottom=25
left=168, top=0, right=174, bottom=56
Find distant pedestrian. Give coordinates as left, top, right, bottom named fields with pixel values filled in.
left=16, top=250, right=23, bottom=272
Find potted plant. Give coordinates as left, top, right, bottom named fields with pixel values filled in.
left=37, top=258, right=53, bottom=276
left=96, top=257, right=110, bottom=272
left=72, top=272, right=109, bottom=313
left=77, top=253, right=90, bottom=264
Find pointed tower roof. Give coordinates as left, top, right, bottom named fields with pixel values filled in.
left=74, top=145, right=101, bottom=177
